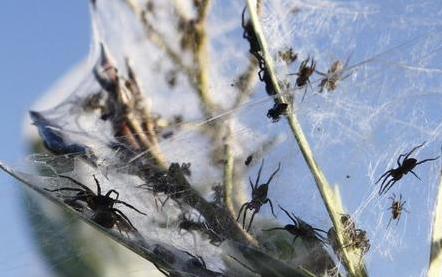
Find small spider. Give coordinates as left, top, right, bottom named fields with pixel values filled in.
left=245, top=154, right=253, bottom=166
left=340, top=214, right=357, bottom=237
left=278, top=48, right=298, bottom=65
left=289, top=57, right=316, bottom=101
left=344, top=229, right=370, bottom=257
left=267, top=102, right=288, bottom=122
left=316, top=59, right=352, bottom=93
left=46, top=175, right=146, bottom=233
left=376, top=142, right=439, bottom=195
left=139, top=163, right=190, bottom=209
left=387, top=193, right=408, bottom=227
left=264, top=205, right=327, bottom=245
left=178, top=213, right=222, bottom=245
left=237, top=160, right=280, bottom=231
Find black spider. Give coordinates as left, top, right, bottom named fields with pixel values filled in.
left=376, top=142, right=439, bottom=195
left=241, top=7, right=261, bottom=61
left=237, top=160, right=280, bottom=231
left=264, top=205, right=327, bottom=245
left=258, top=64, right=277, bottom=96
left=46, top=175, right=146, bottom=233
left=138, top=163, right=190, bottom=209
left=267, top=102, right=288, bottom=122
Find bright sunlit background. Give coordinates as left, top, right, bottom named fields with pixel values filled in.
left=0, top=1, right=90, bottom=276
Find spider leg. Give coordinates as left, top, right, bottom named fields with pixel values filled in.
left=242, top=207, right=248, bottom=229
left=115, top=200, right=147, bottom=215
left=378, top=176, right=393, bottom=195
left=386, top=217, right=393, bottom=228
left=106, top=189, right=120, bottom=199
left=397, top=154, right=406, bottom=167
left=404, top=142, right=426, bottom=160
left=241, top=6, right=247, bottom=29
left=341, top=72, right=353, bottom=81
left=255, top=159, right=265, bottom=188
left=236, top=202, right=249, bottom=222
left=248, top=177, right=254, bottom=191
left=92, top=175, right=101, bottom=195
left=112, top=208, right=137, bottom=230
left=160, top=196, right=170, bottom=208
left=45, top=187, right=84, bottom=193
left=416, top=156, right=440, bottom=165
left=375, top=169, right=393, bottom=184
left=278, top=205, right=298, bottom=225
left=266, top=199, right=276, bottom=218
left=263, top=227, right=286, bottom=232
left=301, top=86, right=308, bottom=102
left=247, top=211, right=258, bottom=232
left=313, top=227, right=328, bottom=234
left=380, top=179, right=397, bottom=195
left=58, top=175, right=95, bottom=194
left=315, top=70, right=326, bottom=76
left=410, top=170, right=422, bottom=181
left=265, top=162, right=281, bottom=186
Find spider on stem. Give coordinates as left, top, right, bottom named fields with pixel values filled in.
left=264, top=205, right=327, bottom=245
left=344, top=229, right=370, bottom=257
left=376, top=142, right=439, bottom=195
left=45, top=175, right=146, bottom=233
left=387, top=193, right=408, bottom=227
left=237, top=160, right=280, bottom=232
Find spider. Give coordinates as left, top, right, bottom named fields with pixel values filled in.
left=376, top=142, right=439, bottom=195
left=344, top=229, right=370, bottom=256
left=138, top=163, right=190, bottom=209
left=316, top=59, right=352, bottom=93
left=178, top=213, right=222, bottom=245
left=241, top=7, right=261, bottom=61
left=237, top=160, right=280, bottom=232
left=267, top=102, right=288, bottom=122
left=387, top=193, right=408, bottom=226
left=258, top=65, right=277, bottom=96
left=289, top=57, right=316, bottom=101
left=264, top=205, right=327, bottom=245
left=46, top=175, right=146, bottom=233
left=278, top=48, right=298, bottom=65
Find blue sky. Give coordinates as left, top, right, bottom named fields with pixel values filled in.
left=0, top=1, right=90, bottom=276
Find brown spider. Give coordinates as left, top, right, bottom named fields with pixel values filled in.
left=46, top=175, right=146, bottom=233
left=316, top=59, right=352, bottom=93
left=289, top=56, right=316, bottom=101
left=264, top=205, right=327, bottom=245
left=376, top=142, right=439, bottom=195
left=278, top=48, right=298, bottom=65
left=344, top=229, right=370, bottom=257
left=387, top=193, right=408, bottom=226
left=267, top=102, right=288, bottom=122
left=237, top=160, right=280, bottom=231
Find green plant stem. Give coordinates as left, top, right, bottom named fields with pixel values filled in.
left=428, top=169, right=442, bottom=277
left=245, top=0, right=367, bottom=276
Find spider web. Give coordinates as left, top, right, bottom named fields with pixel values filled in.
left=3, top=0, right=442, bottom=276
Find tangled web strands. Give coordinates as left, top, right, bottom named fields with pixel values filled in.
left=2, top=0, right=442, bottom=276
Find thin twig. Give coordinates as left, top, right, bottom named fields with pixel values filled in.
left=223, top=125, right=236, bottom=217
left=193, top=0, right=217, bottom=117
left=245, top=0, right=367, bottom=276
